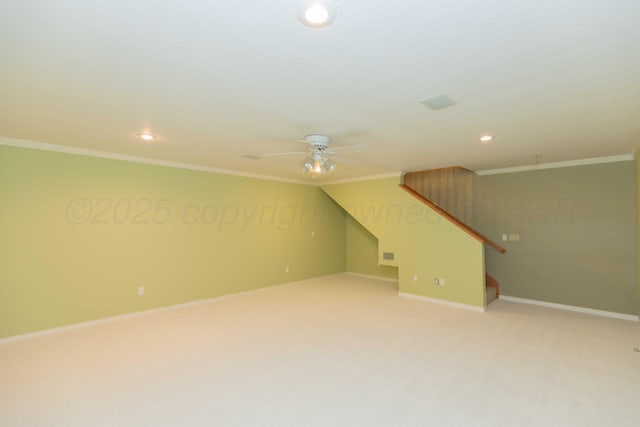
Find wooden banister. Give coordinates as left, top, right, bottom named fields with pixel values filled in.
left=399, top=184, right=506, bottom=253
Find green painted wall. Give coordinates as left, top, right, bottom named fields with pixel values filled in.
left=346, top=216, right=398, bottom=280
left=0, top=145, right=346, bottom=338
left=636, top=154, right=640, bottom=315
left=477, top=161, right=638, bottom=315
left=323, top=177, right=485, bottom=308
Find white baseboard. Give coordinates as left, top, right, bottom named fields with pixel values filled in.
left=499, top=295, right=639, bottom=322
left=346, top=272, right=399, bottom=283
left=0, top=274, right=341, bottom=345
left=398, top=292, right=486, bottom=312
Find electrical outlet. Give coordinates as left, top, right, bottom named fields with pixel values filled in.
left=137, top=287, right=144, bottom=296
left=311, top=231, right=315, bottom=237
left=413, top=274, right=418, bottom=283
left=285, top=265, right=289, bottom=273
left=502, top=234, right=508, bottom=241
left=439, top=278, right=446, bottom=286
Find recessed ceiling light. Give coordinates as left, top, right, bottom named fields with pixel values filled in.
left=137, top=133, right=156, bottom=141
left=480, top=135, right=495, bottom=143
left=299, top=1, right=336, bottom=28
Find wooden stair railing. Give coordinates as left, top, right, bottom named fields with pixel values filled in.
left=404, top=167, right=475, bottom=224
left=399, top=184, right=506, bottom=253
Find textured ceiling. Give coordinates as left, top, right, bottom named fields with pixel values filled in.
left=1, top=0, right=639, bottom=182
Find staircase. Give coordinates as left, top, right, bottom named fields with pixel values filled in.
left=485, top=273, right=500, bottom=304
left=322, top=171, right=504, bottom=311
left=403, top=167, right=505, bottom=305
left=321, top=166, right=505, bottom=311
left=398, top=184, right=506, bottom=254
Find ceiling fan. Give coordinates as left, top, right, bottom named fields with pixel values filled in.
left=261, top=134, right=364, bottom=174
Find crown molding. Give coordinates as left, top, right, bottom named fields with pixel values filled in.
left=321, top=171, right=402, bottom=185
left=476, top=154, right=633, bottom=176
left=0, top=136, right=310, bottom=185
left=5, top=136, right=634, bottom=184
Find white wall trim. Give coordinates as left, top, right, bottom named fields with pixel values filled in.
left=0, top=275, right=346, bottom=345
left=321, top=172, right=402, bottom=185
left=347, top=272, right=399, bottom=283
left=3, top=136, right=635, bottom=184
left=499, top=295, right=639, bottom=322
left=476, top=155, right=633, bottom=176
left=398, top=292, right=486, bottom=312
left=0, top=136, right=310, bottom=185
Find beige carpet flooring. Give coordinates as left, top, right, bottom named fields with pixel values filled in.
left=1, top=274, right=639, bottom=427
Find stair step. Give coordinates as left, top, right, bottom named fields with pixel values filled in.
left=486, top=286, right=497, bottom=304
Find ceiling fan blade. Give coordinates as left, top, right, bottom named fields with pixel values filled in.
left=262, top=151, right=309, bottom=158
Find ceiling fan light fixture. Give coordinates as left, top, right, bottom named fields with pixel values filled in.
left=268, top=134, right=344, bottom=175
left=299, top=1, right=336, bottom=28
left=299, top=156, right=335, bottom=174
left=313, top=158, right=323, bottom=173
left=300, top=158, right=314, bottom=172
left=324, top=159, right=336, bottom=172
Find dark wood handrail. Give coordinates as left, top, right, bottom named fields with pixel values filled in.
left=399, top=184, right=506, bottom=253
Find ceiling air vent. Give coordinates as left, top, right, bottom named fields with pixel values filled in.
left=421, top=93, right=457, bottom=111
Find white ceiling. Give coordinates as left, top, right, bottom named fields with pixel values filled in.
left=1, top=0, right=639, bottom=182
